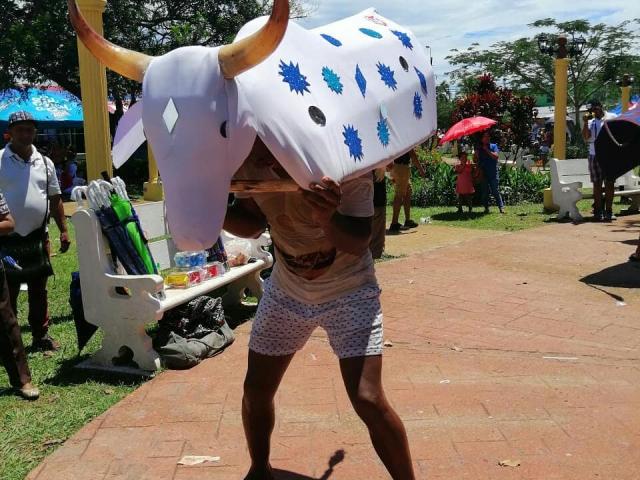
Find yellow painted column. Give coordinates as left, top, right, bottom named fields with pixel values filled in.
left=552, top=57, right=569, bottom=161
left=621, top=74, right=632, bottom=113
left=76, top=0, right=112, bottom=181
left=143, top=145, right=164, bottom=201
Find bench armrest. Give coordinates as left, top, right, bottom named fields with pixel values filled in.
left=558, top=181, right=582, bottom=192
left=104, top=273, right=164, bottom=296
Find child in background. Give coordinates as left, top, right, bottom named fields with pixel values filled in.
left=454, top=150, right=475, bottom=214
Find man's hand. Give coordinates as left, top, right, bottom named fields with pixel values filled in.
left=59, top=231, right=71, bottom=253
left=301, top=177, right=342, bottom=226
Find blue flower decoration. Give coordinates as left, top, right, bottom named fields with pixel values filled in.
left=377, top=63, right=397, bottom=91
left=360, top=28, right=383, bottom=39
left=355, top=65, right=367, bottom=98
left=414, top=67, right=428, bottom=95
left=413, top=92, right=423, bottom=119
left=391, top=30, right=413, bottom=50
left=322, top=67, right=343, bottom=94
left=320, top=34, right=342, bottom=47
left=343, top=125, right=364, bottom=161
left=279, top=60, right=310, bottom=95
left=377, top=118, right=390, bottom=147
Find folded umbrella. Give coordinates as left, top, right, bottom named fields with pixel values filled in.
left=595, top=109, right=640, bottom=181
left=440, top=116, right=497, bottom=145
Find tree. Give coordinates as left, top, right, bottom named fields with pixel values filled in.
left=0, top=0, right=310, bottom=100
left=452, top=74, right=536, bottom=158
left=446, top=17, right=640, bottom=143
left=436, top=80, right=456, bottom=130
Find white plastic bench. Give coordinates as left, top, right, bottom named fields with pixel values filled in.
left=71, top=199, right=272, bottom=372
left=550, top=158, right=640, bottom=221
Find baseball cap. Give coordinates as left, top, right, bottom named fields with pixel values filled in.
left=8, top=111, right=37, bottom=128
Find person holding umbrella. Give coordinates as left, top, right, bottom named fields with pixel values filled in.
left=475, top=131, right=505, bottom=214
left=583, top=100, right=616, bottom=222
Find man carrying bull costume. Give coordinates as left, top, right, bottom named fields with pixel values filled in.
left=68, top=0, right=437, bottom=476
left=227, top=139, right=416, bottom=479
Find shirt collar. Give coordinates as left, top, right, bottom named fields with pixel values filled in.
left=5, top=144, right=42, bottom=165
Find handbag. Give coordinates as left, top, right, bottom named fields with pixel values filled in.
left=0, top=157, right=54, bottom=283
left=0, top=227, right=53, bottom=283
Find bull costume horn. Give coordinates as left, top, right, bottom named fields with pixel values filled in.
left=68, top=0, right=289, bottom=82
left=67, top=0, right=152, bottom=82
left=218, top=0, right=290, bottom=79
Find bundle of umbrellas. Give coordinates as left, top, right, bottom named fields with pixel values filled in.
left=81, top=177, right=158, bottom=275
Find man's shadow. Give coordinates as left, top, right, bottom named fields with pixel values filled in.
left=266, top=449, right=345, bottom=479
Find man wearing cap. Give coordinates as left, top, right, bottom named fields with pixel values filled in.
left=0, top=111, right=71, bottom=351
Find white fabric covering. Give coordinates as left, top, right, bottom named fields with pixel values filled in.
left=116, top=8, right=435, bottom=250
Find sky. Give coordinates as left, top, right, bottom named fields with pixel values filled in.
left=301, top=0, right=640, bottom=87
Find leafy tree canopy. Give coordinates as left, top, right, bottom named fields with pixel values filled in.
left=446, top=17, right=640, bottom=138
left=0, top=0, right=309, bottom=99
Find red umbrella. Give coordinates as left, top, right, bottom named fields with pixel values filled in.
left=439, top=116, right=497, bottom=145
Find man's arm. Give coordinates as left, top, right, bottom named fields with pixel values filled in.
left=0, top=212, right=15, bottom=236
left=302, top=178, right=372, bottom=256
left=223, top=197, right=268, bottom=239
left=49, top=195, right=70, bottom=252
left=410, top=149, right=426, bottom=177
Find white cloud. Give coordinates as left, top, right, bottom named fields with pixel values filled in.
left=300, top=0, right=640, bottom=82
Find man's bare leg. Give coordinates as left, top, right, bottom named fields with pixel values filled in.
left=243, top=350, right=295, bottom=480
left=339, top=355, right=415, bottom=479
left=593, top=182, right=604, bottom=217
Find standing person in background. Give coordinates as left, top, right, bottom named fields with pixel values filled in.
left=582, top=100, right=616, bottom=222
left=0, top=112, right=71, bottom=352
left=454, top=149, right=475, bottom=214
left=475, top=131, right=505, bottom=214
left=370, top=168, right=387, bottom=259
left=388, top=149, right=426, bottom=234
left=0, top=189, right=39, bottom=400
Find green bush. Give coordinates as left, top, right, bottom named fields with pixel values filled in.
left=387, top=163, right=551, bottom=207
left=566, top=143, right=589, bottom=159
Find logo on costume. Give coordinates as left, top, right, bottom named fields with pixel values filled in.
left=364, top=15, right=387, bottom=26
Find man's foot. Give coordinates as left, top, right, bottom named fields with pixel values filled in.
left=629, top=253, right=640, bottom=263
left=404, top=219, right=419, bottom=228
left=499, top=207, right=506, bottom=214
left=484, top=207, right=490, bottom=214
left=387, top=223, right=408, bottom=234
left=16, top=382, right=39, bottom=400
left=32, top=335, right=59, bottom=352
left=604, top=211, right=617, bottom=222
left=592, top=211, right=603, bottom=222
left=244, top=466, right=275, bottom=480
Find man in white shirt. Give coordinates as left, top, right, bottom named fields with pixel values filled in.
left=582, top=100, right=616, bottom=222
left=0, top=112, right=71, bottom=351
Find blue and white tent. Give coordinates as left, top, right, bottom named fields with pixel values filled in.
left=0, top=87, right=83, bottom=130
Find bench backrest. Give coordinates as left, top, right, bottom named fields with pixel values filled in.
left=550, top=158, right=632, bottom=189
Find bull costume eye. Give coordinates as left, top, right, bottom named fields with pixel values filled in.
left=399, top=56, right=409, bottom=72
left=220, top=121, right=228, bottom=138
left=308, top=106, right=326, bottom=126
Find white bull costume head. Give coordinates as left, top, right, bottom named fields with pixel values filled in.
left=69, top=0, right=436, bottom=250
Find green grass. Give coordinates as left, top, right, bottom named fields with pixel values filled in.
left=387, top=197, right=631, bottom=232
left=0, top=222, right=145, bottom=480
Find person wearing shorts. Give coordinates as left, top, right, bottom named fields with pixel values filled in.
left=226, top=138, right=416, bottom=480
left=388, top=149, right=426, bottom=233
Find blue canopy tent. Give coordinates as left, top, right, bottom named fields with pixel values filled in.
left=0, top=87, right=83, bottom=131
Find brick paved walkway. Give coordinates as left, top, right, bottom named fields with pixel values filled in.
left=29, top=218, right=640, bottom=479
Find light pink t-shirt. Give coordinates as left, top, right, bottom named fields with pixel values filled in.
left=235, top=163, right=377, bottom=304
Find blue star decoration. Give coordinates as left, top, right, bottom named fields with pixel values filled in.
left=355, top=65, right=367, bottom=98
left=322, top=67, right=343, bottom=94
left=414, top=67, right=428, bottom=95
left=320, top=34, right=342, bottom=47
left=279, top=60, right=310, bottom=95
left=377, top=63, right=397, bottom=91
left=391, top=30, right=413, bottom=50
left=359, top=28, right=383, bottom=39
left=413, top=92, right=423, bottom=119
left=343, top=125, right=364, bottom=161
left=377, top=118, right=390, bottom=147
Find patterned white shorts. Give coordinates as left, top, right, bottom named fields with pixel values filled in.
left=249, top=279, right=383, bottom=359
